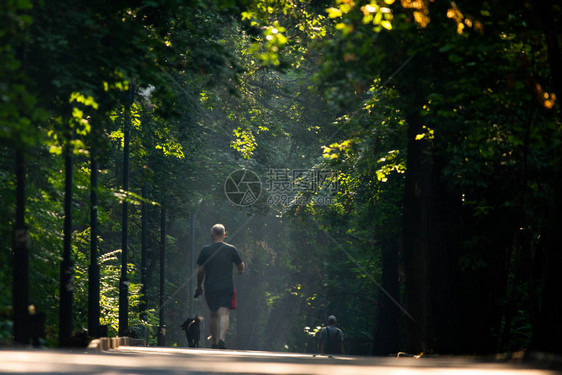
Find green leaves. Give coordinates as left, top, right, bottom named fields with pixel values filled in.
left=375, top=150, right=405, bottom=182
left=0, top=0, right=42, bottom=148
left=231, top=127, right=257, bottom=159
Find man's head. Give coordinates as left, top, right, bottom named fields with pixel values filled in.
left=211, top=224, right=226, bottom=241
left=327, top=315, right=337, bottom=325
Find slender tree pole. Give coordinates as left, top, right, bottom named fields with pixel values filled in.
left=88, top=151, right=100, bottom=338
left=59, top=130, right=74, bottom=347
left=13, top=149, right=29, bottom=345
left=140, top=183, right=148, bottom=322
left=533, top=0, right=562, bottom=353
left=190, top=210, right=195, bottom=318
left=157, top=207, right=166, bottom=346
left=119, top=103, right=131, bottom=337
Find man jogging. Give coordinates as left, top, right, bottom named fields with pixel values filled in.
left=196, top=224, right=245, bottom=349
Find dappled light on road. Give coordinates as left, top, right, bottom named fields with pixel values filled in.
left=0, top=347, right=559, bottom=375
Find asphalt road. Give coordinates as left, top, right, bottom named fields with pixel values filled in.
left=1, top=346, right=561, bottom=375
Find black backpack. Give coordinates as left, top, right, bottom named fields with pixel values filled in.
left=324, top=327, right=341, bottom=354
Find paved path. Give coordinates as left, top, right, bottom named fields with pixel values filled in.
left=1, top=346, right=560, bottom=374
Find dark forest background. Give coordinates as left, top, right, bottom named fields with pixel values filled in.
left=0, top=0, right=560, bottom=355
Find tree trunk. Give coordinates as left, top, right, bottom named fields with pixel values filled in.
left=119, top=106, right=130, bottom=337
left=189, top=210, right=195, bottom=318
left=534, top=176, right=562, bottom=353
left=402, top=108, right=432, bottom=354
left=59, top=134, right=74, bottom=347
left=13, top=149, right=30, bottom=345
left=402, top=107, right=466, bottom=354
left=531, top=0, right=562, bottom=354
left=140, top=183, right=148, bottom=322
left=158, top=207, right=166, bottom=346
left=372, top=234, right=400, bottom=355
left=88, top=151, right=100, bottom=338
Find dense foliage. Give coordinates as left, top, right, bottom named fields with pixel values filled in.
left=1, top=0, right=560, bottom=355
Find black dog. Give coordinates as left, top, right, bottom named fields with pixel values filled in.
left=180, top=316, right=201, bottom=348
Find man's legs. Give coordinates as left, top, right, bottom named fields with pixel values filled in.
left=218, top=307, right=230, bottom=346
left=206, top=289, right=233, bottom=348
left=209, top=308, right=230, bottom=348
left=209, top=310, right=219, bottom=346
